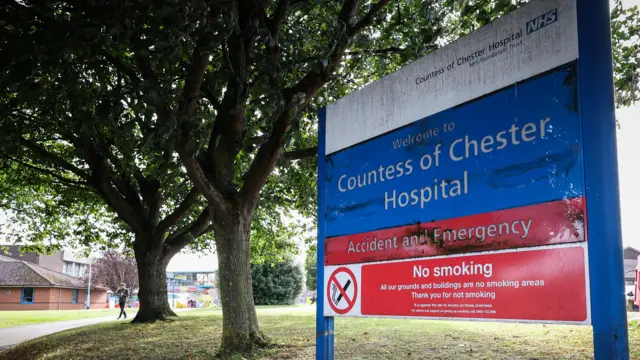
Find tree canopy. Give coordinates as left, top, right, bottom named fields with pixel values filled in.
left=1, top=0, right=218, bottom=322
left=1, top=0, right=638, bottom=355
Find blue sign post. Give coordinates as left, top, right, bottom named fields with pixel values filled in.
left=316, top=0, right=629, bottom=358
left=577, top=0, right=629, bottom=358
left=316, top=108, right=335, bottom=360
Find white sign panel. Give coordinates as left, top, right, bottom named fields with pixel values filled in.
left=326, top=0, right=577, bottom=154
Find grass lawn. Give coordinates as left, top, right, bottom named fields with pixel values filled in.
left=1, top=306, right=638, bottom=360
left=0, top=309, right=136, bottom=328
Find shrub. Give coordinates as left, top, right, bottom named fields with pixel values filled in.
left=252, top=261, right=303, bottom=305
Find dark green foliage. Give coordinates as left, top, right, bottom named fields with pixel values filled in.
left=252, top=261, right=304, bottom=306
left=305, top=245, right=317, bottom=291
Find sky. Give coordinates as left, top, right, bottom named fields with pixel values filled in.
left=616, top=105, right=640, bottom=249
left=167, top=251, right=218, bottom=272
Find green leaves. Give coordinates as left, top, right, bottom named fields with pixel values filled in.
left=1, top=0, right=637, bottom=262
left=304, top=244, right=317, bottom=291
left=251, top=260, right=304, bottom=305
left=0, top=0, right=212, bottom=254
left=611, top=0, right=640, bottom=108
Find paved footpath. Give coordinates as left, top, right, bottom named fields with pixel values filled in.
left=0, top=309, right=195, bottom=351
left=0, top=315, right=132, bottom=351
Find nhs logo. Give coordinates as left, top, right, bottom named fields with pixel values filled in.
left=526, top=8, right=558, bottom=34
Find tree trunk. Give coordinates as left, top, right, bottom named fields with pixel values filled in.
left=215, top=218, right=267, bottom=355
left=132, top=240, right=176, bottom=322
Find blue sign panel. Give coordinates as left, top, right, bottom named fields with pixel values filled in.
left=325, top=63, right=584, bottom=238
left=317, top=0, right=628, bottom=358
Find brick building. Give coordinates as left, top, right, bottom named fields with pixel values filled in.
left=0, top=255, right=107, bottom=310
left=3, top=245, right=91, bottom=277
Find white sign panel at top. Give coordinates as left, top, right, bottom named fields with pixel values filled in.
left=325, top=0, right=578, bottom=155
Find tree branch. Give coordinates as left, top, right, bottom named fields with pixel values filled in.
left=287, top=0, right=391, bottom=99
left=262, top=0, right=290, bottom=91
left=156, top=187, right=201, bottom=237
left=175, top=32, right=234, bottom=216
left=346, top=46, right=404, bottom=56
left=7, top=156, right=90, bottom=189
left=201, top=80, right=222, bottom=111
left=166, top=207, right=212, bottom=244
left=98, top=147, right=144, bottom=215
left=239, top=0, right=391, bottom=213
left=177, top=151, right=232, bottom=214
left=81, top=142, right=148, bottom=235
left=348, top=0, right=392, bottom=36
left=164, top=207, right=212, bottom=258
left=133, top=171, right=162, bottom=226
left=283, top=146, right=317, bottom=160
left=269, top=0, right=290, bottom=36
left=19, top=138, right=89, bottom=180
left=282, top=47, right=406, bottom=74
left=203, top=25, right=251, bottom=198
left=101, top=51, right=142, bottom=85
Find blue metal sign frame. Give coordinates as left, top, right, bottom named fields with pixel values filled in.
left=577, top=0, right=629, bottom=358
left=316, top=107, right=335, bottom=360
left=316, top=0, right=629, bottom=358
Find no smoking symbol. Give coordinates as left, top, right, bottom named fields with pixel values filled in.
left=327, top=267, right=358, bottom=314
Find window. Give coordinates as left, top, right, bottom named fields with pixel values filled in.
left=63, top=262, right=88, bottom=277
left=63, top=261, right=73, bottom=276
left=72, top=289, right=79, bottom=304
left=21, top=288, right=34, bottom=304
left=626, top=279, right=635, bottom=286
left=78, top=264, right=87, bottom=277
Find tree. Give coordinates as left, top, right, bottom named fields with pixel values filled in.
left=169, top=1, right=414, bottom=353
left=305, top=245, right=317, bottom=291
left=611, top=0, right=640, bottom=108
left=251, top=261, right=303, bottom=306
left=250, top=208, right=302, bottom=265
left=91, top=250, right=139, bottom=293
left=1, top=2, right=215, bottom=323
left=1, top=0, right=638, bottom=356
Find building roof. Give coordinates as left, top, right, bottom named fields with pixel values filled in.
left=0, top=254, right=20, bottom=262
left=0, top=254, right=104, bottom=289
left=625, top=246, right=640, bottom=253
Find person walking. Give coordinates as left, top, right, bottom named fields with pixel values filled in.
left=116, top=283, right=130, bottom=320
